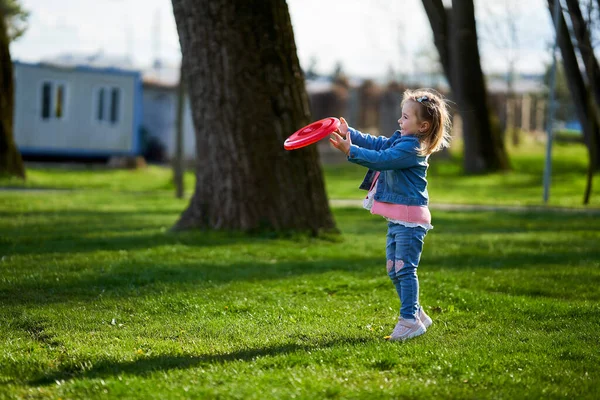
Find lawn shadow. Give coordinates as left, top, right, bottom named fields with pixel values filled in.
left=0, top=256, right=385, bottom=306
left=2, top=229, right=261, bottom=257
left=29, top=336, right=374, bottom=385
left=428, top=210, right=600, bottom=235
left=3, top=239, right=598, bottom=307
left=3, top=207, right=599, bottom=258
left=2, top=207, right=599, bottom=307
left=0, top=209, right=299, bottom=257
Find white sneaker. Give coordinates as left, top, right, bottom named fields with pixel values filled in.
left=419, top=307, right=432, bottom=329
left=389, top=318, right=426, bottom=341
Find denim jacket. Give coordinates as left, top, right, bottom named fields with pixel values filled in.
left=347, top=127, right=429, bottom=206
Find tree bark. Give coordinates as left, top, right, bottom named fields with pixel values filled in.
left=173, top=61, right=185, bottom=199
left=548, top=0, right=600, bottom=174
left=564, top=0, right=600, bottom=173
left=422, top=0, right=452, bottom=88
left=170, top=0, right=336, bottom=234
left=0, top=6, right=25, bottom=179
left=565, top=0, right=600, bottom=107
left=450, top=0, right=510, bottom=173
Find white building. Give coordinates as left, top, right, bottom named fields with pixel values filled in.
left=13, top=61, right=143, bottom=158
left=142, top=65, right=196, bottom=161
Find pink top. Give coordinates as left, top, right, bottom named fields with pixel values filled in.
left=363, top=172, right=433, bottom=229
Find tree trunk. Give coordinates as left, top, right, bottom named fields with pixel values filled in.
left=170, top=0, right=336, bottom=234
left=0, top=7, right=25, bottom=179
left=565, top=0, right=600, bottom=106
left=548, top=0, right=600, bottom=171
left=564, top=0, right=600, bottom=172
left=422, top=0, right=510, bottom=173
left=422, top=0, right=452, bottom=87
left=173, top=61, right=185, bottom=199
left=450, top=0, right=510, bottom=173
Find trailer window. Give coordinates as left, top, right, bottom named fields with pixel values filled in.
left=110, top=88, right=120, bottom=124
left=95, top=86, right=121, bottom=125
left=55, top=84, right=65, bottom=118
left=41, top=82, right=52, bottom=119
left=97, top=88, right=105, bottom=121
left=40, top=81, right=67, bottom=121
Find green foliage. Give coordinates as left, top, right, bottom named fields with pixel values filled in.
left=0, top=0, right=28, bottom=41
left=0, top=182, right=599, bottom=398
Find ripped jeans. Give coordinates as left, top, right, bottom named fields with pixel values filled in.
left=385, top=222, right=428, bottom=320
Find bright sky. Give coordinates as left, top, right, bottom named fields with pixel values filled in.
left=9, top=0, right=555, bottom=79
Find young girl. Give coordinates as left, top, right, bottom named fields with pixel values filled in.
left=330, top=88, right=451, bottom=341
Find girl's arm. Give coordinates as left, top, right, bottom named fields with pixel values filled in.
left=348, top=127, right=392, bottom=151
left=347, top=140, right=422, bottom=171
left=337, top=117, right=391, bottom=151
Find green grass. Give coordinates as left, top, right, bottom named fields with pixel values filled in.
left=2, top=141, right=600, bottom=208
left=0, top=142, right=599, bottom=398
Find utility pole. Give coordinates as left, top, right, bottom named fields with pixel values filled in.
left=543, top=0, right=561, bottom=204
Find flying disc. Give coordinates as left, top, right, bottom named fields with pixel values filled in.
left=284, top=117, right=340, bottom=150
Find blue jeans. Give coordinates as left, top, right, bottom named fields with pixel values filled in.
left=385, top=222, right=427, bottom=320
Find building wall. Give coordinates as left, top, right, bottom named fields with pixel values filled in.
left=141, top=85, right=196, bottom=161
left=13, top=62, right=141, bottom=157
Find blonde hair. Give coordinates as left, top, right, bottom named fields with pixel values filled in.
left=401, top=88, right=452, bottom=156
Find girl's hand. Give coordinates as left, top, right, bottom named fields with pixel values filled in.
left=329, top=131, right=352, bottom=156
left=337, top=117, right=349, bottom=138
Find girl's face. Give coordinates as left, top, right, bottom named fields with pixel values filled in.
left=398, top=101, right=422, bottom=135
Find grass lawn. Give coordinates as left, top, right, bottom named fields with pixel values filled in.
left=325, top=140, right=600, bottom=208
left=0, top=141, right=599, bottom=398
left=3, top=140, right=598, bottom=208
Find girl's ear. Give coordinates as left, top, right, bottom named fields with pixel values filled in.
left=419, top=121, right=430, bottom=133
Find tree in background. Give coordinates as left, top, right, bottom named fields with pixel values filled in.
left=422, top=0, right=510, bottom=174
left=543, top=63, right=574, bottom=123
left=170, top=0, right=336, bottom=234
left=1, top=0, right=26, bottom=40
left=548, top=0, right=600, bottom=204
left=0, top=0, right=27, bottom=178
left=565, top=0, right=600, bottom=115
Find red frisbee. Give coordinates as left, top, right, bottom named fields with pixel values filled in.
left=284, top=117, right=340, bottom=150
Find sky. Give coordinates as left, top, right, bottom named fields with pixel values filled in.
left=9, top=0, right=556, bottom=79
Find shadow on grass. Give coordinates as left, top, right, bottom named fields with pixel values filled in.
left=3, top=242, right=599, bottom=307
left=29, top=336, right=373, bottom=385
left=1, top=208, right=598, bottom=305
left=0, top=209, right=179, bottom=218
left=430, top=211, right=600, bottom=234
left=339, top=208, right=600, bottom=235
left=2, top=229, right=259, bottom=257
left=0, top=256, right=384, bottom=306
left=3, top=207, right=599, bottom=257
left=0, top=209, right=285, bottom=257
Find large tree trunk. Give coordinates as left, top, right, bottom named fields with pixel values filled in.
left=0, top=7, right=25, bottom=179
left=171, top=0, right=336, bottom=234
left=422, top=0, right=510, bottom=174
left=450, top=0, right=510, bottom=173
